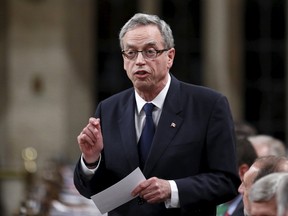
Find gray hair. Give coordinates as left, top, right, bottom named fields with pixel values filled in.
left=249, top=172, right=288, bottom=203
left=277, top=175, right=288, bottom=216
left=248, top=135, right=286, bottom=157
left=119, top=13, right=175, bottom=50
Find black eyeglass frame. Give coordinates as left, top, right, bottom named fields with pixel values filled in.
left=121, top=48, right=169, bottom=60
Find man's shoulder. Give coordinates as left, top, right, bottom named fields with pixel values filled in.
left=177, top=80, right=224, bottom=101
left=171, top=74, right=223, bottom=98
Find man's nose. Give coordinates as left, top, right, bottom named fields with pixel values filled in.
left=135, top=51, right=146, bottom=64
left=238, top=183, right=243, bottom=194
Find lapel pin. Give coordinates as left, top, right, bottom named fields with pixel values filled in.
left=170, top=122, right=176, bottom=128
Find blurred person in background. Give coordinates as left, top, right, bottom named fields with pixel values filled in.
left=276, top=174, right=288, bottom=216
left=217, top=138, right=257, bottom=216
left=249, top=173, right=288, bottom=216
left=234, top=121, right=257, bottom=140
left=248, top=134, right=286, bottom=157
left=238, top=156, right=288, bottom=216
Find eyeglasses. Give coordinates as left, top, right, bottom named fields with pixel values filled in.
left=121, top=48, right=169, bottom=60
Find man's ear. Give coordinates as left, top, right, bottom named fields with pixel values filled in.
left=238, top=164, right=250, bottom=180
left=167, top=48, right=175, bottom=69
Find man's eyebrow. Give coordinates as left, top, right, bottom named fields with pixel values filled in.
left=125, top=41, right=158, bottom=49
left=145, top=41, right=157, bottom=46
left=124, top=44, right=136, bottom=49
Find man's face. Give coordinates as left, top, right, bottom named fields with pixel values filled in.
left=250, top=198, right=277, bottom=216
left=121, top=25, right=175, bottom=98
left=238, top=165, right=259, bottom=216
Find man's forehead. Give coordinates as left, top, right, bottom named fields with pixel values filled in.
left=244, top=165, right=259, bottom=181
left=248, top=165, right=260, bottom=173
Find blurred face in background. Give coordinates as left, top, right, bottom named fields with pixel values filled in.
left=250, top=198, right=277, bottom=216
left=238, top=165, right=260, bottom=216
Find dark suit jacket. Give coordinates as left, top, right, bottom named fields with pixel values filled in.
left=231, top=199, right=244, bottom=216
left=74, top=75, right=240, bottom=216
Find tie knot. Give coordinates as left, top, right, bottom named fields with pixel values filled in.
left=143, top=103, right=154, bottom=116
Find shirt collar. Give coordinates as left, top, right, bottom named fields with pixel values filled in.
left=135, top=74, right=171, bottom=114
left=227, top=194, right=243, bottom=214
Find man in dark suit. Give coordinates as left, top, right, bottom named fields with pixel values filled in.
left=74, top=13, right=240, bottom=216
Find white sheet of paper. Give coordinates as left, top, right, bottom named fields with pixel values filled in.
left=91, top=167, right=146, bottom=214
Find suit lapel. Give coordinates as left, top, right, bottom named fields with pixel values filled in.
left=144, top=76, right=183, bottom=175
left=118, top=93, right=140, bottom=170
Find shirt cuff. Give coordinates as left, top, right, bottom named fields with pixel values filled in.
left=165, top=180, right=180, bottom=208
left=80, top=154, right=101, bottom=176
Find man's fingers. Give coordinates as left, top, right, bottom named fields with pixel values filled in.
left=132, top=178, right=171, bottom=204
left=89, top=117, right=100, bottom=127
left=78, top=133, right=94, bottom=146
left=131, top=180, right=148, bottom=196
left=80, top=120, right=101, bottom=142
left=86, top=125, right=98, bottom=140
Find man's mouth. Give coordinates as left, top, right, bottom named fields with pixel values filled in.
left=135, top=70, right=149, bottom=76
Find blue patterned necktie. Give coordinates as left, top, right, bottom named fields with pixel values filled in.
left=138, top=103, right=155, bottom=169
